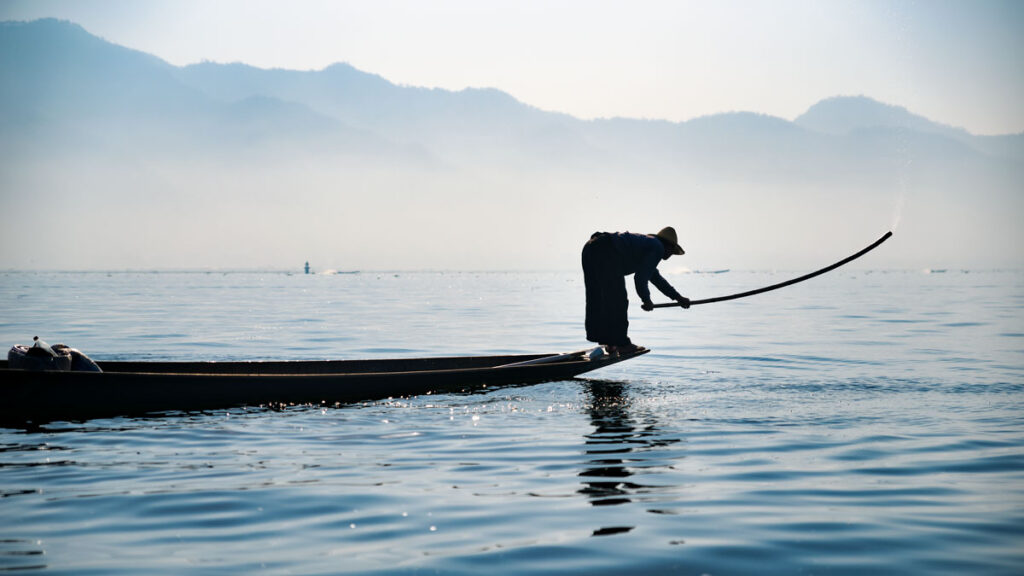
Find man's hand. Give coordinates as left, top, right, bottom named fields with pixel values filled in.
left=641, top=300, right=654, bottom=312
left=676, top=296, right=691, bottom=309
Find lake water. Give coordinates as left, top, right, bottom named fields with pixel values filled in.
left=1, top=269, right=1022, bottom=574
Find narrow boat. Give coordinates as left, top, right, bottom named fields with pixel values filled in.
left=0, top=347, right=648, bottom=425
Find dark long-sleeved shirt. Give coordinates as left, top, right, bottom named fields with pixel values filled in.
left=605, top=232, right=684, bottom=303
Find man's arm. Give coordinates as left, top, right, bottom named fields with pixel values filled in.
left=632, top=250, right=661, bottom=305
left=650, top=270, right=690, bottom=309
left=650, top=270, right=683, bottom=301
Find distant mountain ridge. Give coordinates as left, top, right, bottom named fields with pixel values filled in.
left=795, top=96, right=969, bottom=137
left=795, top=96, right=1021, bottom=159
left=1, top=18, right=1021, bottom=271
left=2, top=18, right=1020, bottom=164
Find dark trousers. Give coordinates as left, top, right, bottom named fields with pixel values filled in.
left=582, top=234, right=630, bottom=346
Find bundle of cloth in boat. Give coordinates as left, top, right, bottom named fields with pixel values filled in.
left=8, top=337, right=102, bottom=372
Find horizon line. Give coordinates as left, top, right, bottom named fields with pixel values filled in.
left=0, top=268, right=1014, bottom=275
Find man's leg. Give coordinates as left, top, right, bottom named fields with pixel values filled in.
left=582, top=243, right=604, bottom=344
left=604, top=274, right=631, bottom=347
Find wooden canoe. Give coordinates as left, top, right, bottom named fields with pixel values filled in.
left=0, top=346, right=648, bottom=425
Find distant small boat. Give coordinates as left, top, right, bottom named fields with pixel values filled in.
left=0, top=347, right=648, bottom=425
left=693, top=269, right=730, bottom=274
left=319, top=269, right=360, bottom=275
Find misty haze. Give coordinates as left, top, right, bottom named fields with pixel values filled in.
left=1, top=18, right=1021, bottom=272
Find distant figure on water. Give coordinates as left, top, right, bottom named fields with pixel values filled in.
left=305, top=261, right=311, bottom=275
left=582, top=227, right=690, bottom=354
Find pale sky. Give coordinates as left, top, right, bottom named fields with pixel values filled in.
left=2, top=0, right=1022, bottom=135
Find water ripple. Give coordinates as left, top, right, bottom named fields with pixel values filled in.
left=1, top=271, right=1023, bottom=574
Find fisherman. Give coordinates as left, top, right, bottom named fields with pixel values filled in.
left=582, top=227, right=690, bottom=354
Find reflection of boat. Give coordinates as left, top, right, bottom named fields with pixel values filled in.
left=0, top=347, right=648, bottom=425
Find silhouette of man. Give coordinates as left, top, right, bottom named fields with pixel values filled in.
left=582, top=227, right=690, bottom=354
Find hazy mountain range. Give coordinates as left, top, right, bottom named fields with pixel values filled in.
left=1, top=18, right=1020, bottom=270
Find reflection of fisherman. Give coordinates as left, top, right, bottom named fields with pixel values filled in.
left=578, top=380, right=680, bottom=513
left=578, top=381, right=637, bottom=507
left=582, top=227, right=690, bottom=354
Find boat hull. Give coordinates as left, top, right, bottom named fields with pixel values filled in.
left=0, top=348, right=647, bottom=425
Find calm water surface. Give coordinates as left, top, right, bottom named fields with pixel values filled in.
left=1, top=270, right=1022, bottom=574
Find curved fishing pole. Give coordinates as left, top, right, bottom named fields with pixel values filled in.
left=653, top=231, right=893, bottom=308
